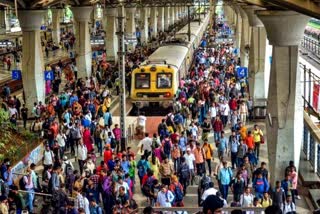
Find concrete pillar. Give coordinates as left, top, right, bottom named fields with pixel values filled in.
left=0, top=9, right=6, bottom=33
left=157, top=7, right=165, bottom=32
left=140, top=7, right=149, bottom=44
left=150, top=7, right=158, bottom=38
left=51, top=9, right=61, bottom=45
left=239, top=7, right=250, bottom=68
left=243, top=6, right=267, bottom=100
left=5, top=9, right=10, bottom=32
left=164, top=6, right=170, bottom=31
left=18, top=10, right=46, bottom=115
left=125, top=7, right=137, bottom=51
left=171, top=6, right=175, bottom=25
left=104, top=8, right=118, bottom=62
left=256, top=10, right=309, bottom=185
left=175, top=7, right=179, bottom=21
left=233, top=6, right=242, bottom=50
left=72, top=7, right=93, bottom=78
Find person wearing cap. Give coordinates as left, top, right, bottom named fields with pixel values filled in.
left=184, top=147, right=196, bottom=185
left=61, top=155, right=74, bottom=175
left=202, top=194, right=224, bottom=214
left=201, top=181, right=218, bottom=202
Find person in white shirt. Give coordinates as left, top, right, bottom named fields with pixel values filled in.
left=140, top=133, right=152, bottom=158
left=8, top=106, right=18, bottom=118
left=156, top=185, right=175, bottom=207
left=43, top=145, right=54, bottom=168
left=184, top=148, right=196, bottom=185
left=240, top=187, right=254, bottom=207
left=56, top=130, right=66, bottom=158
left=283, top=195, right=296, bottom=214
left=115, top=177, right=130, bottom=197
left=209, top=102, right=217, bottom=123
left=77, top=140, right=88, bottom=175
left=201, top=182, right=218, bottom=201
left=220, top=100, right=230, bottom=127
left=137, top=112, right=147, bottom=134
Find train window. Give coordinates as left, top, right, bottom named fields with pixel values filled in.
left=135, top=73, right=150, bottom=89
left=157, top=73, right=172, bottom=88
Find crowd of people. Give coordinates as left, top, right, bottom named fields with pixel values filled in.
left=0, top=21, right=172, bottom=214
left=134, top=14, right=301, bottom=214
left=0, top=11, right=308, bottom=214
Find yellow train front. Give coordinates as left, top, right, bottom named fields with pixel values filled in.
left=131, top=64, right=177, bottom=109
left=130, top=13, right=211, bottom=110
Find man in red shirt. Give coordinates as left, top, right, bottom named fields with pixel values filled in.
left=229, top=97, right=238, bottom=112
left=212, top=116, right=224, bottom=142
left=103, top=145, right=112, bottom=164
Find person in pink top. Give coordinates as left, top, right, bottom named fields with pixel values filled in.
left=113, top=124, right=121, bottom=153
left=83, top=127, right=93, bottom=152
left=290, top=166, right=300, bottom=200
left=153, top=144, right=163, bottom=163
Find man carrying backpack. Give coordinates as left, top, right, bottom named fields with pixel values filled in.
left=179, top=157, right=190, bottom=195
left=169, top=176, right=184, bottom=207
left=61, top=156, right=74, bottom=176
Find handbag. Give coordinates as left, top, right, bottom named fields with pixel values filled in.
left=260, top=134, right=265, bottom=144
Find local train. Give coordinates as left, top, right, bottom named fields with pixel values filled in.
left=130, top=13, right=211, bottom=109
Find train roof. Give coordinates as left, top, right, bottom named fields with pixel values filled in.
left=142, top=45, right=189, bottom=69
left=175, top=13, right=210, bottom=44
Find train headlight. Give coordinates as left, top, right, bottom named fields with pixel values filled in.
left=136, top=93, right=143, bottom=97
left=164, top=92, right=171, bottom=97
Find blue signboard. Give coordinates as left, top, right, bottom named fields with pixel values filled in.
left=12, top=70, right=21, bottom=80
left=40, top=25, right=47, bottom=30
left=44, top=71, right=54, bottom=81
left=237, top=67, right=248, bottom=79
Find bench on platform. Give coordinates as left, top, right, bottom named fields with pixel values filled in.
left=299, top=153, right=320, bottom=187
left=309, top=189, right=320, bottom=210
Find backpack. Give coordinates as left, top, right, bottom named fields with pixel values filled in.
left=200, top=175, right=212, bottom=191
left=151, top=138, right=158, bottom=149
left=19, top=176, right=26, bottom=191
left=173, top=184, right=184, bottom=202
left=137, top=161, right=146, bottom=178
left=65, top=161, right=73, bottom=176
left=163, top=139, right=171, bottom=155
left=70, top=128, right=80, bottom=140
left=180, top=163, right=190, bottom=179
left=142, top=176, right=154, bottom=197
left=110, top=137, right=116, bottom=149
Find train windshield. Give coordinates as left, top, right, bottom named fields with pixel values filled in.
left=135, top=73, right=150, bottom=89
left=157, top=73, right=172, bottom=88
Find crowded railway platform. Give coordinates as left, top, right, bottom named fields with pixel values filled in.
left=0, top=1, right=320, bottom=214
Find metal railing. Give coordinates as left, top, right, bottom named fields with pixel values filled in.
left=301, top=62, right=320, bottom=177
left=301, top=35, right=320, bottom=57
left=137, top=207, right=265, bottom=214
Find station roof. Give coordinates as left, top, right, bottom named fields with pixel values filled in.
left=1, top=0, right=320, bottom=19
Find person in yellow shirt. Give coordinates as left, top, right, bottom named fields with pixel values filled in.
left=252, top=124, right=263, bottom=159
left=202, top=139, right=214, bottom=176
left=239, top=122, right=247, bottom=140
left=102, top=95, right=112, bottom=111
left=260, top=192, right=272, bottom=208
